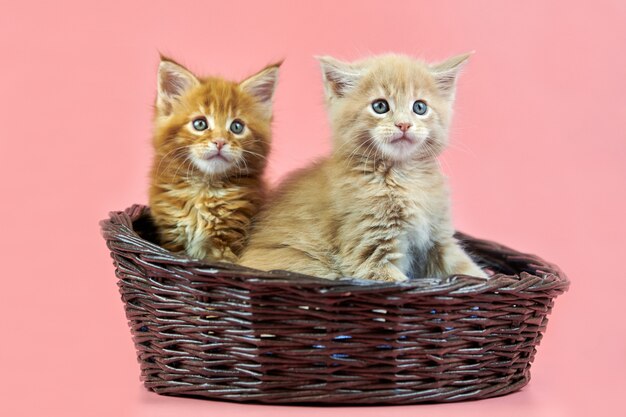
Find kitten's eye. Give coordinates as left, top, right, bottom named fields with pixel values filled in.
left=372, top=99, right=390, bottom=114
left=230, top=119, right=245, bottom=134
left=192, top=117, right=208, bottom=131
left=413, top=100, right=428, bottom=115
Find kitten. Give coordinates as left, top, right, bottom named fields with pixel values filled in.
left=240, top=53, right=487, bottom=281
left=149, top=56, right=280, bottom=262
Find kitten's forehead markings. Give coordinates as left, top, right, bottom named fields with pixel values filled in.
left=382, top=84, right=408, bottom=109
left=205, top=102, right=215, bottom=117
left=207, top=115, right=215, bottom=130
left=375, top=85, right=388, bottom=100
left=225, top=110, right=241, bottom=130
left=197, top=106, right=214, bottom=128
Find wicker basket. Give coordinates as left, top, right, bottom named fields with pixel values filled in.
left=100, top=204, right=569, bottom=405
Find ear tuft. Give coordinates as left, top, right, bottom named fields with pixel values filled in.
left=156, top=57, right=199, bottom=114
left=239, top=62, right=282, bottom=117
left=317, top=55, right=362, bottom=98
left=430, top=52, right=472, bottom=98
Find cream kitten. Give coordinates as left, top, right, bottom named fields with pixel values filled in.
left=240, top=53, right=487, bottom=282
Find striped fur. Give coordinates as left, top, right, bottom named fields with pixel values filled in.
left=149, top=57, right=280, bottom=262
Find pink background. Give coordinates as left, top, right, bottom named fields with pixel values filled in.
left=1, top=1, right=625, bottom=416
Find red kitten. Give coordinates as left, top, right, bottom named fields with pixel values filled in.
left=149, top=56, right=280, bottom=262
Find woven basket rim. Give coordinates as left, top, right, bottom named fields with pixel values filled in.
left=100, top=204, right=570, bottom=296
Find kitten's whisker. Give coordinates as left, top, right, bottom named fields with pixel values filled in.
left=362, top=140, right=379, bottom=175
left=352, top=137, right=377, bottom=174
left=359, top=143, right=373, bottom=174
left=185, top=156, right=194, bottom=182
left=234, top=157, right=247, bottom=176
left=335, top=137, right=360, bottom=156
left=240, top=156, right=250, bottom=173
left=161, top=150, right=190, bottom=177
left=155, top=145, right=190, bottom=176
left=159, top=150, right=192, bottom=179
left=447, top=141, right=477, bottom=158
left=241, top=149, right=267, bottom=161
left=345, top=137, right=374, bottom=171
left=346, top=144, right=366, bottom=171
left=172, top=156, right=194, bottom=182
left=186, top=156, right=200, bottom=182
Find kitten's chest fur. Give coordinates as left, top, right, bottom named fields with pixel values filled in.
left=395, top=195, right=434, bottom=276
left=338, top=162, right=447, bottom=276
left=152, top=179, right=259, bottom=261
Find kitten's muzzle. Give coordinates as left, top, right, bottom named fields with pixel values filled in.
left=202, top=142, right=231, bottom=162
left=202, top=151, right=230, bottom=162
left=390, top=130, right=418, bottom=144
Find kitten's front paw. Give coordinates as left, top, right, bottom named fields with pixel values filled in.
left=220, top=250, right=239, bottom=264
left=204, top=246, right=239, bottom=264
left=457, top=263, right=489, bottom=279
left=361, top=265, right=409, bottom=283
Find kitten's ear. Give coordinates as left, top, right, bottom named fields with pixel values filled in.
left=317, top=56, right=363, bottom=98
left=431, top=52, right=473, bottom=99
left=157, top=56, right=200, bottom=114
left=239, top=62, right=282, bottom=117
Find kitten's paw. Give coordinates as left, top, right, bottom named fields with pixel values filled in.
left=220, top=251, right=239, bottom=264
left=362, top=265, right=409, bottom=283
left=203, top=247, right=238, bottom=264
left=457, top=263, right=489, bottom=279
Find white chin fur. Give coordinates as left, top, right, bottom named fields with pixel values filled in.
left=192, top=156, right=233, bottom=175
left=379, top=141, right=419, bottom=162
left=374, top=129, right=429, bottom=162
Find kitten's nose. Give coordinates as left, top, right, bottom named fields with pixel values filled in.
left=396, top=122, right=412, bottom=132
left=213, top=139, right=226, bottom=150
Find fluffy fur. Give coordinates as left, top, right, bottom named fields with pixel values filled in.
left=149, top=56, right=280, bottom=262
left=240, top=53, right=486, bottom=281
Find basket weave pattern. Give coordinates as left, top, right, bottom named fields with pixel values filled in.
left=101, top=205, right=569, bottom=404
